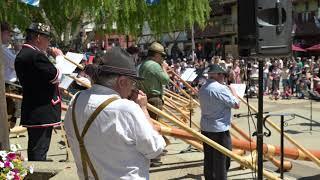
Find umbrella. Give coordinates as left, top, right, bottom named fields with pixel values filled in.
left=306, top=44, right=320, bottom=52
left=292, top=44, right=306, bottom=52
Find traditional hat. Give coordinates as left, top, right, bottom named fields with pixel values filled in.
left=149, top=42, right=166, bottom=55
left=98, top=47, right=143, bottom=80
left=26, top=22, right=51, bottom=36
left=208, top=64, right=227, bottom=74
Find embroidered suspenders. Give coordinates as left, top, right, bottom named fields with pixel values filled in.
left=71, top=93, right=118, bottom=180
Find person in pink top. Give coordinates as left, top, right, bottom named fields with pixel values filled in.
left=232, top=60, right=241, bottom=84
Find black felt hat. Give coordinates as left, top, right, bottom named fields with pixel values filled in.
left=208, top=64, right=227, bottom=74
left=26, top=22, right=51, bottom=36
left=99, top=47, right=143, bottom=80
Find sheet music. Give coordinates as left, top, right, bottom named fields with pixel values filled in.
left=55, top=52, right=84, bottom=74
left=59, top=74, right=75, bottom=90
left=230, top=83, right=246, bottom=98
left=181, top=68, right=197, bottom=82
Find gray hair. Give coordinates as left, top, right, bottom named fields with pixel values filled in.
left=94, top=74, right=118, bottom=88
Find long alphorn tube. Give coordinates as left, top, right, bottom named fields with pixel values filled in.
left=164, top=97, right=200, bottom=129
left=265, top=154, right=293, bottom=171
left=147, top=103, right=280, bottom=180
left=164, top=91, right=190, bottom=105
left=164, top=95, right=188, bottom=108
left=155, top=123, right=320, bottom=162
left=240, top=97, right=320, bottom=167
left=169, top=79, right=200, bottom=106
left=165, top=89, right=190, bottom=103
left=169, top=69, right=198, bottom=95
left=231, top=123, right=253, bottom=142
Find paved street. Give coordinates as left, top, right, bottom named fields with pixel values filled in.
left=10, top=97, right=320, bottom=179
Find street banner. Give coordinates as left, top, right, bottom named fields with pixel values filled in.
left=20, top=0, right=40, bottom=7
left=146, top=0, right=160, bottom=5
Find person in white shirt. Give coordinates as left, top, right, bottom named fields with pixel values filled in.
left=64, top=47, right=165, bottom=180
left=1, top=22, right=18, bottom=128
left=1, top=22, right=17, bottom=82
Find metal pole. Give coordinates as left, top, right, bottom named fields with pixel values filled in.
left=280, top=115, right=284, bottom=179
left=257, top=59, right=264, bottom=180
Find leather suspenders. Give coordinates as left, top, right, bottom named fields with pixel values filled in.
left=71, top=93, right=118, bottom=180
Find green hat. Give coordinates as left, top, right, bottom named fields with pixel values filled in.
left=208, top=64, right=227, bottom=74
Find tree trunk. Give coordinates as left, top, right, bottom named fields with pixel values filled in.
left=64, top=22, right=72, bottom=47
left=0, top=28, right=10, bottom=150
left=40, top=8, right=59, bottom=41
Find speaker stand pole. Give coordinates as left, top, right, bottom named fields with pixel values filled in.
left=257, top=59, right=264, bottom=180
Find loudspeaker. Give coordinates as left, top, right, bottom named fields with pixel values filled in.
left=238, top=0, right=292, bottom=57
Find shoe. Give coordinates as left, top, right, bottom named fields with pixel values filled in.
left=150, top=161, right=163, bottom=167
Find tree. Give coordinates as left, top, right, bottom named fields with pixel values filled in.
left=0, top=0, right=211, bottom=150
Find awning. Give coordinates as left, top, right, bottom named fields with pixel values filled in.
left=292, top=44, right=306, bottom=52
left=306, top=44, right=320, bottom=51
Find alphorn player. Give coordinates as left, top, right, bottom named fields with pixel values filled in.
left=138, top=41, right=170, bottom=167
left=64, top=47, right=165, bottom=180
left=15, top=22, right=63, bottom=161
left=199, top=64, right=240, bottom=180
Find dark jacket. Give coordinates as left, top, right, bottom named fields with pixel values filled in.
left=15, top=45, right=61, bottom=127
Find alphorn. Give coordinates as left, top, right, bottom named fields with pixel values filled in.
left=165, top=89, right=190, bottom=103
left=169, top=79, right=200, bottom=106
left=265, top=154, right=293, bottom=171
left=153, top=123, right=320, bottom=162
left=164, top=97, right=200, bottom=129
left=240, top=97, right=320, bottom=167
left=169, top=69, right=198, bottom=95
left=147, top=103, right=280, bottom=180
left=164, top=91, right=190, bottom=105
left=61, top=54, right=280, bottom=179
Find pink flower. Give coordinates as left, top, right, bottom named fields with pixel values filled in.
left=14, top=174, right=20, bottom=180
left=7, top=152, right=16, bottom=161
left=4, top=161, right=14, bottom=169
left=13, top=168, right=19, bottom=174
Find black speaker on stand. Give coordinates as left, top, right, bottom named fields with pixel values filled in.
left=238, top=0, right=292, bottom=179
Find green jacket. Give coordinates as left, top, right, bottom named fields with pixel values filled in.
left=138, top=59, right=170, bottom=96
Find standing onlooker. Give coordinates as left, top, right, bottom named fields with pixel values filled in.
left=232, top=60, right=241, bottom=84
left=270, top=63, right=281, bottom=100
left=199, top=64, right=240, bottom=180
left=263, top=63, right=269, bottom=94
left=1, top=22, right=19, bottom=128
left=281, top=66, right=291, bottom=99
left=15, top=23, right=63, bottom=161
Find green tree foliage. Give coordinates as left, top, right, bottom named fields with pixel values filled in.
left=1, top=0, right=210, bottom=39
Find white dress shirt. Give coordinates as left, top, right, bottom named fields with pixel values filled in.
left=2, top=45, right=17, bottom=82
left=64, top=84, right=165, bottom=180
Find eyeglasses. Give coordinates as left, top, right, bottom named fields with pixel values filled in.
left=126, top=76, right=137, bottom=87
